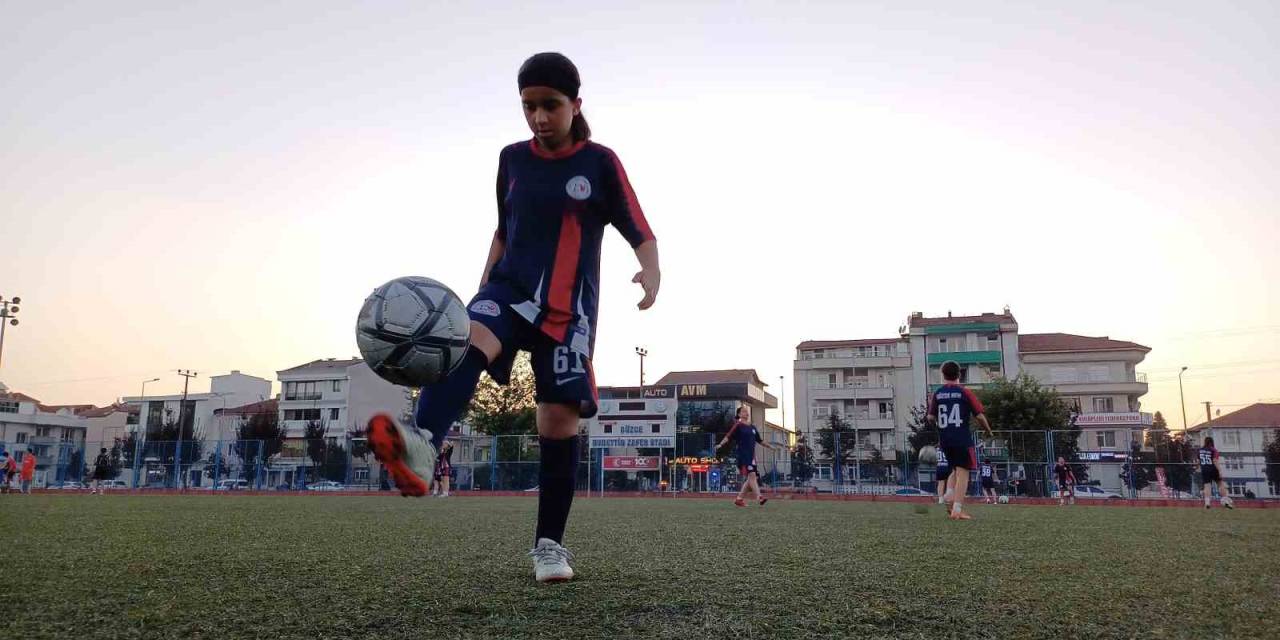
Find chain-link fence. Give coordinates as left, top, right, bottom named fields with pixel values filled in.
left=4, top=429, right=1276, bottom=499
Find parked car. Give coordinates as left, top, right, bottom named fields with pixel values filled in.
left=307, top=481, right=345, bottom=492
left=99, top=480, right=129, bottom=490
left=55, top=481, right=86, bottom=490
left=275, top=484, right=296, bottom=491
left=892, top=487, right=933, bottom=496
left=1055, top=485, right=1124, bottom=499
left=215, top=479, right=250, bottom=491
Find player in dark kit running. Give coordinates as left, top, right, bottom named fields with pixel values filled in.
left=1198, top=436, right=1235, bottom=510
left=925, top=361, right=993, bottom=520
left=1054, top=457, right=1076, bottom=506
left=718, top=406, right=776, bottom=507
left=366, top=52, right=660, bottom=583
left=935, top=448, right=951, bottom=505
left=979, top=458, right=998, bottom=504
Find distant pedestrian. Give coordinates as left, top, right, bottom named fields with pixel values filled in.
left=91, top=447, right=112, bottom=495
left=20, top=451, right=36, bottom=494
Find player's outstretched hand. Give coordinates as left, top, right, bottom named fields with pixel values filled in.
left=633, top=268, right=660, bottom=310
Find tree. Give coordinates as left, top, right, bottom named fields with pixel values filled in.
left=817, top=414, right=853, bottom=483
left=143, top=410, right=205, bottom=487
left=203, top=451, right=231, bottom=480
left=467, top=353, right=539, bottom=489
left=1265, top=429, right=1280, bottom=493
left=790, top=435, right=816, bottom=485
left=233, top=409, right=286, bottom=482
left=905, top=403, right=937, bottom=461
left=977, top=374, right=1081, bottom=496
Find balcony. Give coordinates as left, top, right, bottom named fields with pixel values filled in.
left=926, top=350, right=1002, bottom=365
left=809, top=383, right=895, bottom=400
left=283, top=393, right=323, bottom=402
left=810, top=413, right=895, bottom=430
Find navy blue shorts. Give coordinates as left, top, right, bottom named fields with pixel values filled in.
left=467, top=281, right=599, bottom=418
left=739, top=463, right=758, bottom=477
left=937, top=465, right=951, bottom=481
left=1201, top=467, right=1220, bottom=484
left=981, top=477, right=994, bottom=490
left=942, top=445, right=977, bottom=471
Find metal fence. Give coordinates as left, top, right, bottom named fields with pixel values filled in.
left=4, top=429, right=1276, bottom=500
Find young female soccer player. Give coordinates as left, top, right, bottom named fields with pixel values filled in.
left=1198, top=436, right=1235, bottom=509
left=367, top=52, right=659, bottom=583
left=717, top=406, right=775, bottom=507
left=1054, top=456, right=1076, bottom=506
left=979, top=458, right=998, bottom=504
left=432, top=440, right=454, bottom=497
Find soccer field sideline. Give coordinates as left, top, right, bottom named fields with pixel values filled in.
left=23, top=487, right=1280, bottom=510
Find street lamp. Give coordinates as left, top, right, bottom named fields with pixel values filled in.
left=1178, top=366, right=1189, bottom=434
left=0, top=295, right=22, bottom=371
left=635, top=347, right=648, bottom=386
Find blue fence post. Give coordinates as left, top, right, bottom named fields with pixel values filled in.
left=132, top=431, right=143, bottom=488
left=490, top=434, right=498, bottom=490
left=256, top=441, right=265, bottom=490
left=214, top=435, right=223, bottom=488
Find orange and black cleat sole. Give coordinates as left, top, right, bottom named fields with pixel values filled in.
left=367, top=414, right=428, bottom=497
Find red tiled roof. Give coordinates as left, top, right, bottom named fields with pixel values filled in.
left=218, top=398, right=279, bottom=416
left=0, top=391, right=42, bottom=404
left=79, top=403, right=136, bottom=418
left=1019, top=333, right=1150, bottom=353
left=908, top=312, right=1015, bottom=328
left=1189, top=403, right=1280, bottom=430
left=279, top=358, right=363, bottom=373
left=796, top=338, right=900, bottom=350
left=655, top=370, right=766, bottom=387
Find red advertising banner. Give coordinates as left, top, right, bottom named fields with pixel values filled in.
left=603, top=456, right=661, bottom=471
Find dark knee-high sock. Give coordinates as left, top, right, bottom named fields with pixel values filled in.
left=535, top=436, right=579, bottom=545
left=414, top=346, right=486, bottom=449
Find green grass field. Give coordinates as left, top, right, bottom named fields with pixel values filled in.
left=2, top=495, right=1276, bottom=639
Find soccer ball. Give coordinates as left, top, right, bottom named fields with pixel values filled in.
left=356, top=276, right=470, bottom=387
left=917, top=446, right=938, bottom=465
left=998, top=495, right=1010, bottom=504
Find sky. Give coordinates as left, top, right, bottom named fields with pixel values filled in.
left=1, top=1, right=1277, bottom=429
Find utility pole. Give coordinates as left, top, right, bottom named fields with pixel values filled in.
left=1178, top=366, right=1189, bottom=435
left=635, top=347, right=648, bottom=387
left=1202, top=401, right=1212, bottom=425
left=0, top=295, right=22, bottom=372
left=174, top=370, right=197, bottom=488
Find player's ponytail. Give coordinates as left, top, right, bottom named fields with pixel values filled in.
left=571, top=110, right=591, bottom=142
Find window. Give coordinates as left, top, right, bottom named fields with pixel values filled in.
left=1226, top=481, right=1247, bottom=496
left=604, top=424, right=613, bottom=434
left=1087, top=366, right=1110, bottom=382
left=15, top=432, right=27, bottom=443
left=354, top=468, right=370, bottom=482
left=61, top=429, right=77, bottom=442
left=329, top=408, right=340, bottom=421
left=1095, top=431, right=1116, bottom=448
left=1092, top=397, right=1114, bottom=413
left=651, top=424, right=661, bottom=434
left=1062, top=397, right=1082, bottom=412
left=285, top=381, right=320, bottom=401
left=36, top=427, right=50, bottom=437
left=147, top=403, right=164, bottom=430
left=828, top=373, right=837, bottom=388
left=0, top=401, right=18, bottom=413
left=1224, top=457, right=1244, bottom=471
left=284, top=409, right=322, bottom=421
left=1224, top=431, right=1240, bottom=447
left=812, top=405, right=831, bottom=418
left=332, top=380, right=342, bottom=393
left=1050, top=367, right=1078, bottom=383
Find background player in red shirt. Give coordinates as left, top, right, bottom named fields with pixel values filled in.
left=368, top=52, right=660, bottom=583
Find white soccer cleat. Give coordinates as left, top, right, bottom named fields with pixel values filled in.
left=529, top=538, right=575, bottom=583
left=367, top=414, right=436, bottom=497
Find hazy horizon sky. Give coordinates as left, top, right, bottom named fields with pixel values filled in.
left=2, top=1, right=1277, bottom=429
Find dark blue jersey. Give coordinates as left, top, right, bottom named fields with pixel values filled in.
left=980, top=463, right=993, bottom=478
left=726, top=420, right=763, bottom=465
left=1197, top=446, right=1218, bottom=475
left=928, top=383, right=985, bottom=448
left=490, top=139, right=655, bottom=357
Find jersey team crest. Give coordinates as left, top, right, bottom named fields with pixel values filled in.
left=566, top=175, right=591, bottom=200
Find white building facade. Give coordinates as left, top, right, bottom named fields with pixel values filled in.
left=793, top=310, right=1151, bottom=488
left=0, top=384, right=89, bottom=486
left=1188, top=403, right=1279, bottom=498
